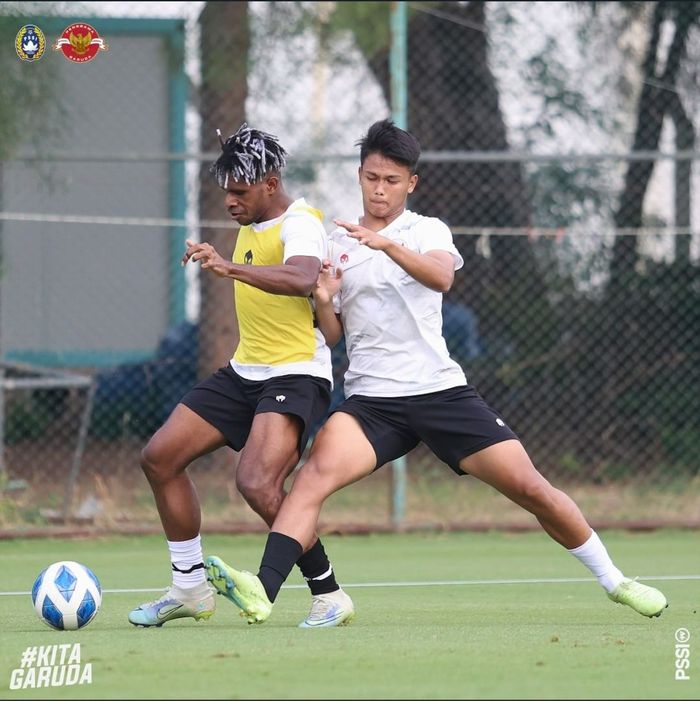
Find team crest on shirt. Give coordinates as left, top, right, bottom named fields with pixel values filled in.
left=244, top=250, right=253, bottom=264
left=15, top=25, right=46, bottom=61
left=330, top=230, right=374, bottom=271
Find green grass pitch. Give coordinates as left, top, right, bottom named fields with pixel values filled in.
left=0, top=530, right=698, bottom=699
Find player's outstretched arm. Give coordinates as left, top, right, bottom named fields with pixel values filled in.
left=183, top=239, right=320, bottom=296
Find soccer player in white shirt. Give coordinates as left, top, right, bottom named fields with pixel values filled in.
left=205, top=119, right=667, bottom=625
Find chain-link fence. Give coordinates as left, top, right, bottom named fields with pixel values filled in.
left=1, top=1, right=699, bottom=534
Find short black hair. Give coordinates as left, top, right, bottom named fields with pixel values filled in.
left=210, top=122, right=287, bottom=188
left=355, top=119, right=421, bottom=173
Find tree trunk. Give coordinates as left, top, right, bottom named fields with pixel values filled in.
left=372, top=2, right=537, bottom=280
left=197, top=1, right=249, bottom=379
left=610, top=1, right=696, bottom=284
left=668, top=93, right=694, bottom=264
left=597, top=1, right=698, bottom=473
left=367, top=1, right=547, bottom=406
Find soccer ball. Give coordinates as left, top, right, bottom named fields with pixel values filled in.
left=31, top=561, right=102, bottom=631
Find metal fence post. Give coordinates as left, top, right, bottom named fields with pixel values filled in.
left=389, top=0, right=408, bottom=529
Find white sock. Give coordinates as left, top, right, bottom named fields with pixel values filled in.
left=168, top=535, right=207, bottom=588
left=567, top=530, right=625, bottom=593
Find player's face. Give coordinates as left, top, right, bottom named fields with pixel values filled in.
left=223, top=178, right=269, bottom=225
left=358, top=153, right=417, bottom=223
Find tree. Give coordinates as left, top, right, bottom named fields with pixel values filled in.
left=197, top=1, right=250, bottom=379
left=610, top=1, right=700, bottom=286
left=364, top=1, right=552, bottom=409
left=0, top=16, right=62, bottom=159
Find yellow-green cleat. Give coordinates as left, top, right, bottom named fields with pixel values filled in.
left=607, top=577, right=668, bottom=618
left=205, top=555, right=272, bottom=624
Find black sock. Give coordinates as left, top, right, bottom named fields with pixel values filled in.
left=297, top=538, right=339, bottom=596
left=257, top=532, right=303, bottom=603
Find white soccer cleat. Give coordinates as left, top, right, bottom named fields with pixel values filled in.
left=299, top=588, right=355, bottom=628
left=128, top=582, right=216, bottom=627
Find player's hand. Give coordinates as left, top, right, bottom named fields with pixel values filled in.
left=313, top=259, right=342, bottom=305
left=334, top=219, right=388, bottom=251
left=182, top=239, right=230, bottom=277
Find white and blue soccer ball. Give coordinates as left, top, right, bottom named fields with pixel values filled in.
left=31, top=561, right=102, bottom=631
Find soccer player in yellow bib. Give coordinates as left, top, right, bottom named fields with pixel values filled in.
left=204, top=119, right=667, bottom=626
left=128, top=124, right=354, bottom=629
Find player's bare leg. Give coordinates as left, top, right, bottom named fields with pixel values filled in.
left=460, top=440, right=667, bottom=617
left=208, top=411, right=357, bottom=626
left=234, top=412, right=303, bottom=527
left=141, top=404, right=227, bottom=540
left=274, top=412, right=377, bottom=548
left=129, top=404, right=225, bottom=627
left=459, top=440, right=589, bottom=548
left=206, top=412, right=371, bottom=625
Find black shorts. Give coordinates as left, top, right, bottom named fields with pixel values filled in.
left=180, top=365, right=331, bottom=453
left=336, top=385, right=519, bottom=475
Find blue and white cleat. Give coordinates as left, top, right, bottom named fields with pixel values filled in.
left=299, top=588, right=355, bottom=629
left=128, top=582, right=215, bottom=627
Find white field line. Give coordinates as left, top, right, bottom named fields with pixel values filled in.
left=2, top=574, right=699, bottom=597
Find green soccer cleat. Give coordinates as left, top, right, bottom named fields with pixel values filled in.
left=607, top=577, right=668, bottom=618
left=128, top=582, right=216, bottom=627
left=299, top=588, right=355, bottom=629
left=205, top=555, right=272, bottom=624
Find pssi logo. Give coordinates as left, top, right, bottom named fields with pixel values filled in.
left=54, top=23, right=108, bottom=63
left=16, top=25, right=46, bottom=62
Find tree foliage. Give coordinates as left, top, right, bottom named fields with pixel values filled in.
left=0, top=13, right=65, bottom=159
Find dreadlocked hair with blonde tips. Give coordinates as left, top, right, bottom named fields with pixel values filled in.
left=210, top=122, right=288, bottom=188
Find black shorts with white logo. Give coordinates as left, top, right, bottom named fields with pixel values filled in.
left=336, top=385, right=519, bottom=475
left=181, top=364, right=331, bottom=453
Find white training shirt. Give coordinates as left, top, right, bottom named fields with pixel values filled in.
left=328, top=209, right=467, bottom=398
